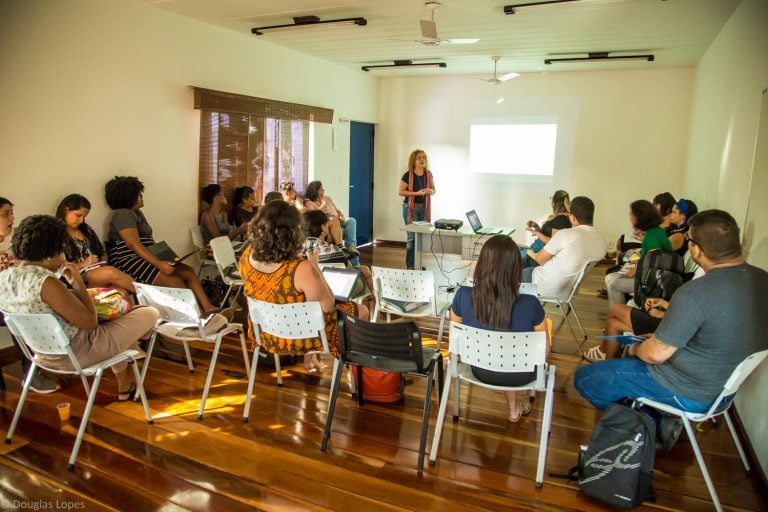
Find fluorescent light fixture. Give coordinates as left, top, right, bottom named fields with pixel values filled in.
left=504, top=0, right=582, bottom=15
left=361, top=60, right=447, bottom=72
left=252, top=15, right=367, bottom=35
left=544, top=52, right=655, bottom=64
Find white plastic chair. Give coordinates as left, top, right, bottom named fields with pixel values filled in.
left=371, top=266, right=448, bottom=346
left=190, top=226, right=217, bottom=277
left=209, top=235, right=245, bottom=307
left=537, top=259, right=600, bottom=357
left=636, top=349, right=768, bottom=512
left=244, top=299, right=349, bottom=422
left=2, top=312, right=153, bottom=469
left=429, top=322, right=555, bottom=487
left=133, top=283, right=249, bottom=420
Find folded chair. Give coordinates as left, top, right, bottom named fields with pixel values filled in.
left=244, top=299, right=348, bottom=422
left=321, top=311, right=443, bottom=471
left=3, top=312, right=152, bottom=469
left=637, top=349, right=768, bottom=512
left=371, top=266, right=449, bottom=348
left=209, top=235, right=244, bottom=307
left=537, top=259, right=599, bottom=357
left=133, top=283, right=249, bottom=420
left=429, top=322, right=555, bottom=487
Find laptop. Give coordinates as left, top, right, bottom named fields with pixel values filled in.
left=147, top=241, right=197, bottom=263
left=322, top=267, right=361, bottom=302
left=465, top=210, right=503, bottom=235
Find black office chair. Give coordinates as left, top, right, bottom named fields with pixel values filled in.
left=321, top=310, right=443, bottom=471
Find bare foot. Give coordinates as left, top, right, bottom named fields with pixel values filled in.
left=303, top=353, right=322, bottom=372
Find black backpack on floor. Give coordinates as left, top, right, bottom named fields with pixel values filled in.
left=571, top=401, right=657, bottom=509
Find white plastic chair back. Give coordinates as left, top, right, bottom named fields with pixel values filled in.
left=450, top=321, right=548, bottom=389
left=247, top=299, right=329, bottom=351
left=4, top=313, right=83, bottom=372
left=210, top=236, right=240, bottom=281
left=702, top=349, right=768, bottom=418
left=561, top=259, right=599, bottom=303
left=372, top=266, right=435, bottom=304
left=134, top=283, right=201, bottom=327
left=190, top=225, right=207, bottom=252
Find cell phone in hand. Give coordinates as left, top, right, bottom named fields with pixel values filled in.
left=305, top=237, right=319, bottom=253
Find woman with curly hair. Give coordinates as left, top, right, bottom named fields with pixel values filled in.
left=238, top=200, right=368, bottom=371
left=0, top=215, right=158, bottom=400
left=602, top=199, right=673, bottom=307
left=451, top=235, right=549, bottom=422
left=104, top=176, right=217, bottom=313
left=399, top=149, right=435, bottom=269
left=55, top=194, right=135, bottom=297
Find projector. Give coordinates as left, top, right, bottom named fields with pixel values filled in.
left=434, top=219, right=463, bottom=230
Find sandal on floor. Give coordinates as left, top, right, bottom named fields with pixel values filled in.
left=117, top=383, right=137, bottom=402
left=584, top=345, right=606, bottom=362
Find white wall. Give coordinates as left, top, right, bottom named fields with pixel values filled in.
left=373, top=69, right=693, bottom=246
left=0, top=0, right=377, bottom=252
left=684, top=0, right=768, bottom=476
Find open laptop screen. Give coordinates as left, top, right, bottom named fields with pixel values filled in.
left=322, top=267, right=361, bottom=302
left=466, top=210, right=482, bottom=231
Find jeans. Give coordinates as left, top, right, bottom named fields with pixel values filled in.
left=574, top=357, right=712, bottom=413
left=341, top=217, right=359, bottom=266
left=403, top=203, right=425, bottom=270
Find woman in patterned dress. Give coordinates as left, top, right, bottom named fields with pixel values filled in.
left=238, top=200, right=368, bottom=371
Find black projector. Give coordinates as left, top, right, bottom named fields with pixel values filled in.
left=434, top=219, right=463, bottom=230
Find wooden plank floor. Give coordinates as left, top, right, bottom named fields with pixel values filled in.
left=0, top=244, right=764, bottom=511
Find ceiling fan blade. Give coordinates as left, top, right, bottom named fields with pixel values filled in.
left=442, top=38, right=479, bottom=44
left=420, top=19, right=438, bottom=39
left=499, top=71, right=520, bottom=81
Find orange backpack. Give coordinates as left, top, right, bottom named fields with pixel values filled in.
left=353, top=368, right=402, bottom=403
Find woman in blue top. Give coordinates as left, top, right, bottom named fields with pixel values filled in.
left=451, top=235, right=549, bottom=422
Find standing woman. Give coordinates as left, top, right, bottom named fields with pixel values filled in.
left=451, top=235, right=549, bottom=422
left=55, top=194, right=136, bottom=297
left=104, top=176, right=218, bottom=314
left=399, top=149, right=435, bottom=270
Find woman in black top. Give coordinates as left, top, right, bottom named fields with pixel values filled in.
left=232, top=186, right=257, bottom=227
left=398, top=149, right=435, bottom=269
left=523, top=190, right=571, bottom=267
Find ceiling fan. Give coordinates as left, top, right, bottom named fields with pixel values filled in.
left=415, top=2, right=478, bottom=46
left=470, top=56, right=519, bottom=84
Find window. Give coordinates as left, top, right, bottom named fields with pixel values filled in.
left=469, top=121, right=558, bottom=176
left=194, top=87, right=332, bottom=205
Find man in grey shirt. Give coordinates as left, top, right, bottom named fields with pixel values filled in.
left=575, top=209, right=768, bottom=412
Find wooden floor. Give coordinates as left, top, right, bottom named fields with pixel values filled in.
left=0, top=244, right=765, bottom=511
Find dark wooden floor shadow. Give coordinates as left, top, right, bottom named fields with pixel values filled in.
left=0, top=245, right=764, bottom=511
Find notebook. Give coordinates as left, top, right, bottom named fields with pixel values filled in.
left=466, top=210, right=503, bottom=235
left=322, top=267, right=361, bottom=302
left=147, top=241, right=197, bottom=263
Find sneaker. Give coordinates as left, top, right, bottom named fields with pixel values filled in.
left=584, top=345, right=606, bottom=362
left=29, top=372, right=61, bottom=394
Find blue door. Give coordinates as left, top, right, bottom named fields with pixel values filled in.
left=348, top=122, right=375, bottom=245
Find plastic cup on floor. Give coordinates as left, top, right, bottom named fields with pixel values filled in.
left=57, top=402, right=71, bottom=422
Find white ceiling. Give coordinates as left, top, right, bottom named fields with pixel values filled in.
left=141, top=0, right=742, bottom=78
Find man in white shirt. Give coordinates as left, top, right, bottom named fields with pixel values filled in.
left=523, top=196, right=606, bottom=299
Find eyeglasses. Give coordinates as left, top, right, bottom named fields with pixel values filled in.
left=684, top=232, right=699, bottom=246
left=280, top=182, right=294, bottom=191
